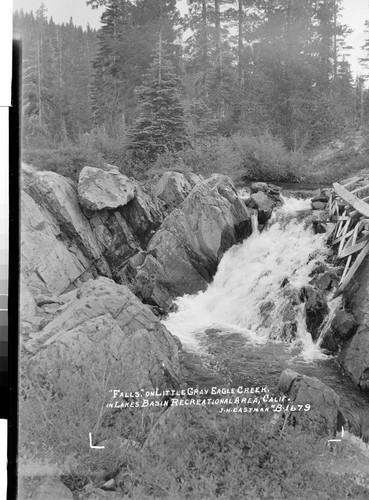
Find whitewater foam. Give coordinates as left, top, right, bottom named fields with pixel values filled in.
left=163, top=197, right=330, bottom=358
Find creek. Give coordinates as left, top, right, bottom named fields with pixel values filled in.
left=163, top=196, right=369, bottom=427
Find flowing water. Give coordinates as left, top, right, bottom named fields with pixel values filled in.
left=163, top=197, right=369, bottom=425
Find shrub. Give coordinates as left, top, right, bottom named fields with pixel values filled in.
left=22, top=144, right=105, bottom=182
left=147, top=132, right=304, bottom=184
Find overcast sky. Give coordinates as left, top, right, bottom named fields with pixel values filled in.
left=12, top=0, right=369, bottom=75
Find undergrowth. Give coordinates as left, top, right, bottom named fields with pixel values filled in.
left=19, top=359, right=369, bottom=499
left=23, top=130, right=303, bottom=184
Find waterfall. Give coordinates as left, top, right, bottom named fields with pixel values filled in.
left=163, top=197, right=330, bottom=360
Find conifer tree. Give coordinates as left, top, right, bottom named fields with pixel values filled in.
left=128, top=37, right=188, bottom=160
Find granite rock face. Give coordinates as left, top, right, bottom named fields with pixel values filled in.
left=22, top=168, right=111, bottom=299
left=26, top=277, right=180, bottom=393
left=22, top=190, right=92, bottom=297
left=147, top=174, right=253, bottom=297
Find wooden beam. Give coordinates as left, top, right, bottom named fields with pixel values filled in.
left=333, top=226, right=355, bottom=245
left=333, top=183, right=369, bottom=218
left=339, top=240, right=369, bottom=258
left=352, top=183, right=369, bottom=195
left=336, top=242, right=369, bottom=295
left=342, top=177, right=363, bottom=189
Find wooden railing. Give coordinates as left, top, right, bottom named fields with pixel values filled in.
left=328, top=177, right=369, bottom=295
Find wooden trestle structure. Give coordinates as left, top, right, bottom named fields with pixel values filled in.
left=328, top=177, right=369, bottom=295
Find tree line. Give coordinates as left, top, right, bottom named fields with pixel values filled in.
left=13, top=0, right=369, bottom=162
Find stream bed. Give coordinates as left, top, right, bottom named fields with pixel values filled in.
left=163, top=196, right=369, bottom=431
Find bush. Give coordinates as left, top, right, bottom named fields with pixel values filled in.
left=23, top=144, right=105, bottom=183
left=146, top=132, right=304, bottom=185
left=23, top=130, right=304, bottom=185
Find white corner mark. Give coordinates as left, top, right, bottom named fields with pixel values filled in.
left=328, top=426, right=345, bottom=444
left=89, top=433, right=105, bottom=449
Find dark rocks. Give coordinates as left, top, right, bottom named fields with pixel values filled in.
left=311, top=220, right=328, bottom=234
left=245, top=182, right=283, bottom=224
left=311, top=200, right=326, bottom=210
left=320, top=329, right=339, bottom=354
left=309, top=261, right=328, bottom=276
left=279, top=369, right=343, bottom=435
left=331, top=309, right=358, bottom=341
left=119, top=183, right=165, bottom=247
left=309, top=267, right=342, bottom=292
left=311, top=189, right=329, bottom=210
left=250, top=182, right=282, bottom=197
left=339, top=257, right=369, bottom=391
left=300, top=286, right=329, bottom=341
left=339, top=331, right=369, bottom=391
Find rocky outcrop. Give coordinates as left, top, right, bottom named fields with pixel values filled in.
left=84, top=181, right=164, bottom=278
left=279, top=369, right=343, bottom=435
left=22, top=191, right=94, bottom=297
left=119, top=183, right=164, bottom=247
left=22, top=168, right=111, bottom=299
left=147, top=174, right=253, bottom=297
left=25, top=277, right=180, bottom=393
left=78, top=165, right=135, bottom=210
left=340, top=258, right=369, bottom=391
left=152, top=171, right=192, bottom=211
left=245, top=182, right=283, bottom=224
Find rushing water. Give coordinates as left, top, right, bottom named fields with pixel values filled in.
left=163, top=196, right=369, bottom=423
left=164, top=197, right=327, bottom=356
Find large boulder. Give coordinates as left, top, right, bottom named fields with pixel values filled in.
left=147, top=175, right=253, bottom=297
left=78, top=165, right=135, bottom=210
left=279, top=369, right=343, bottom=435
left=245, top=182, right=283, bottom=224
left=25, top=277, right=180, bottom=393
left=152, top=171, right=192, bottom=211
left=331, top=309, right=358, bottom=341
left=340, top=258, right=369, bottom=391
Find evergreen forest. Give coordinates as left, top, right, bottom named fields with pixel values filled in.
left=13, top=0, right=369, bottom=185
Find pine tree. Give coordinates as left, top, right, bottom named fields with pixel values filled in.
left=91, top=0, right=133, bottom=134
left=128, top=38, right=188, bottom=160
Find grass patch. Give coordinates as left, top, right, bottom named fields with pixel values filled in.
left=19, top=359, right=369, bottom=499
